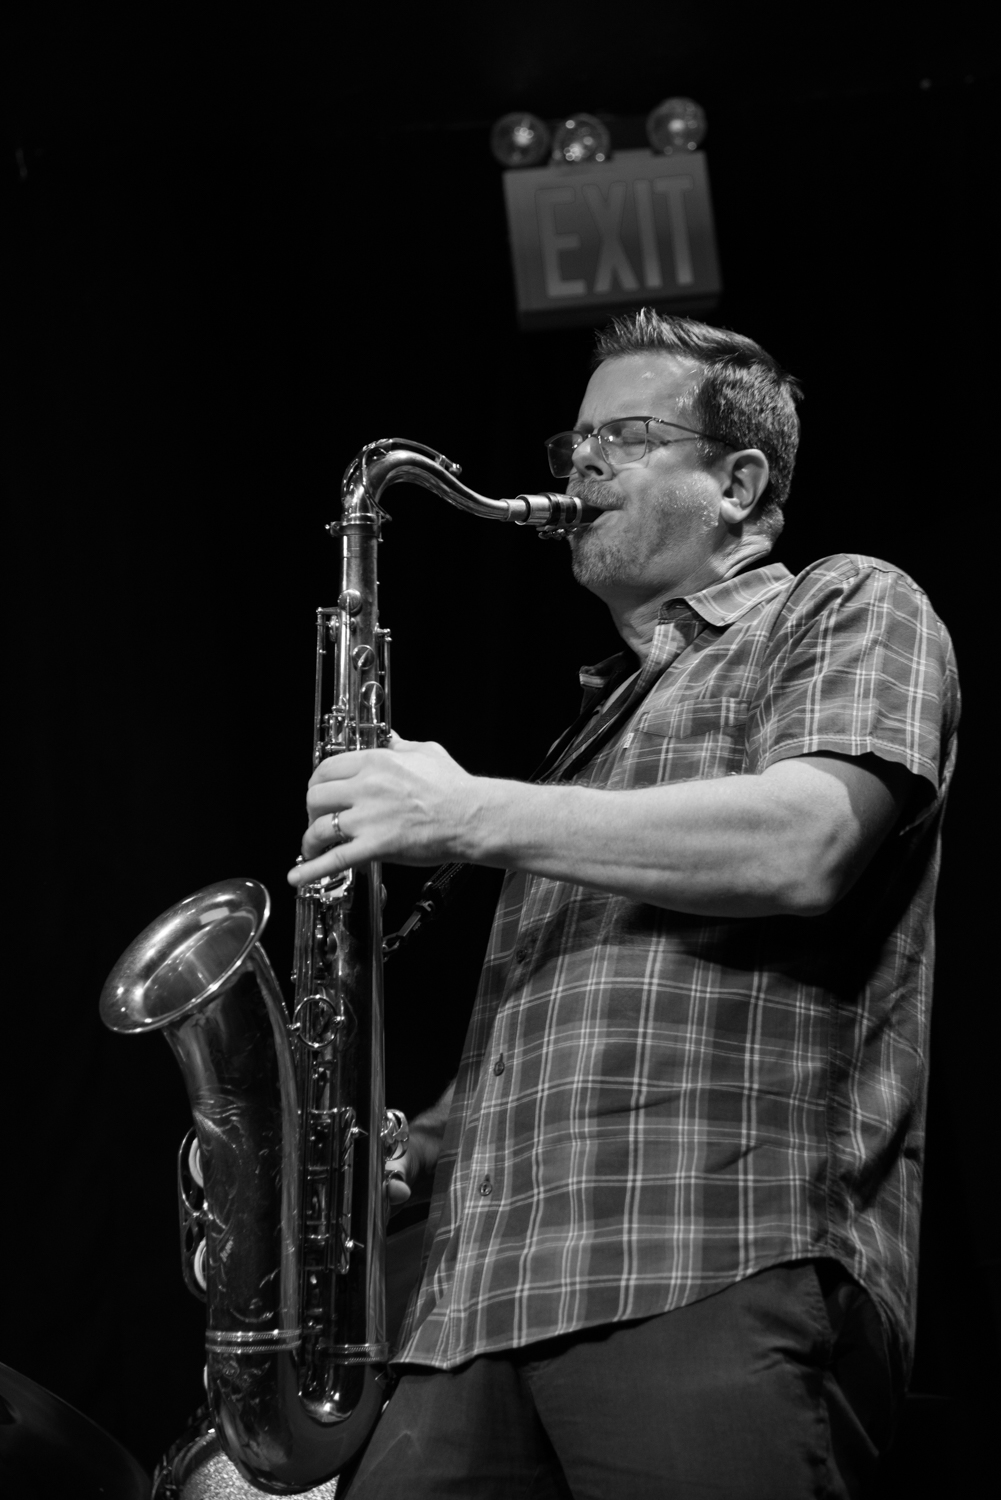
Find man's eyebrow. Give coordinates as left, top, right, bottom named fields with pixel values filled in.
left=571, top=415, right=661, bottom=434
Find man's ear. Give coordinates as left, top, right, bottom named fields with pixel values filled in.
left=718, top=449, right=770, bottom=524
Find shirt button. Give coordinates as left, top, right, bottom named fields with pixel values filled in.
left=493, top=1053, right=505, bottom=1075
left=515, top=946, right=529, bottom=963
left=479, top=1176, right=493, bottom=1197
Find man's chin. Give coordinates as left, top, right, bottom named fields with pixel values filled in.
left=570, top=529, right=619, bottom=592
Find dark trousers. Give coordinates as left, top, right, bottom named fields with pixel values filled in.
left=341, top=1261, right=899, bottom=1500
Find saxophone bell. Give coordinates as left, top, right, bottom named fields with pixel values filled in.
left=101, top=879, right=387, bottom=1494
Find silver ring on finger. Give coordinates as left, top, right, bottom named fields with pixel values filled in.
left=330, top=811, right=349, bottom=846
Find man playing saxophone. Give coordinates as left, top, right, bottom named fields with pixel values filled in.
left=289, top=310, right=958, bottom=1500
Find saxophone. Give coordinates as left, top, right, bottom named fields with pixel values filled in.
left=100, top=439, right=585, bottom=1496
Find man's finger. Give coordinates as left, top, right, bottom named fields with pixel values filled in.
left=300, top=809, right=351, bottom=858
left=287, top=836, right=369, bottom=888
left=386, top=1175, right=412, bottom=1207
left=304, top=785, right=351, bottom=826
left=308, top=750, right=371, bottom=786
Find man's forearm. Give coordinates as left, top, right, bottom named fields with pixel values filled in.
left=457, top=756, right=904, bottom=918
left=293, top=739, right=907, bottom=914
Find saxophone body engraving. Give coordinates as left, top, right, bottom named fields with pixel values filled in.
left=99, top=441, right=584, bottom=1494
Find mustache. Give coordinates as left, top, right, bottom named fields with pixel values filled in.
left=565, top=476, right=613, bottom=515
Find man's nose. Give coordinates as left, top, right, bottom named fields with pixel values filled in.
left=571, top=433, right=613, bottom=479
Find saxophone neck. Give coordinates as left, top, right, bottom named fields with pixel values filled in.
left=336, top=437, right=585, bottom=536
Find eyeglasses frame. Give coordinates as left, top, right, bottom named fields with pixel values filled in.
left=544, top=415, right=736, bottom=478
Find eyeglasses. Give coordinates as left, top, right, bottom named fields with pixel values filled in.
left=544, top=416, right=729, bottom=478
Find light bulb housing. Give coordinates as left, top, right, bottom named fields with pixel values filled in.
left=490, top=112, right=552, bottom=168
left=551, top=114, right=611, bottom=165
left=646, top=98, right=707, bottom=154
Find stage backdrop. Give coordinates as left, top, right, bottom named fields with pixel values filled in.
left=8, top=9, right=993, bottom=1488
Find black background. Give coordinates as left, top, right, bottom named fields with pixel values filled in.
left=7, top=2, right=996, bottom=1490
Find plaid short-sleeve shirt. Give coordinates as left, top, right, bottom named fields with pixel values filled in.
left=396, top=555, right=959, bottom=1376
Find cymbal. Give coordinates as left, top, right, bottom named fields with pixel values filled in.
left=0, top=1362, right=150, bottom=1500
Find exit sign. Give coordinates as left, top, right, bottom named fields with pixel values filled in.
left=502, top=149, right=721, bottom=329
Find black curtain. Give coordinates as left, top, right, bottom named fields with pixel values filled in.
left=7, top=6, right=994, bottom=1487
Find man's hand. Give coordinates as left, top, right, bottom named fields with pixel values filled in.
left=384, top=1084, right=455, bottom=1211
left=289, top=733, right=481, bottom=888
left=385, top=1142, right=420, bottom=1208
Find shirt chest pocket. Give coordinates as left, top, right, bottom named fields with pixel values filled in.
left=618, top=695, right=749, bottom=788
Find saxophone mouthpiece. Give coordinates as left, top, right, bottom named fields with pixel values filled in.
left=511, top=493, right=587, bottom=529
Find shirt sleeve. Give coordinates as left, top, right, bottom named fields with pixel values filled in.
left=743, top=555, right=959, bottom=796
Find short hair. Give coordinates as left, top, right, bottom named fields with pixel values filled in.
left=593, top=308, right=802, bottom=541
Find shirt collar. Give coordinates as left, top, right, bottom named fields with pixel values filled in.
left=678, top=560, right=793, bottom=626
left=578, top=561, right=793, bottom=692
